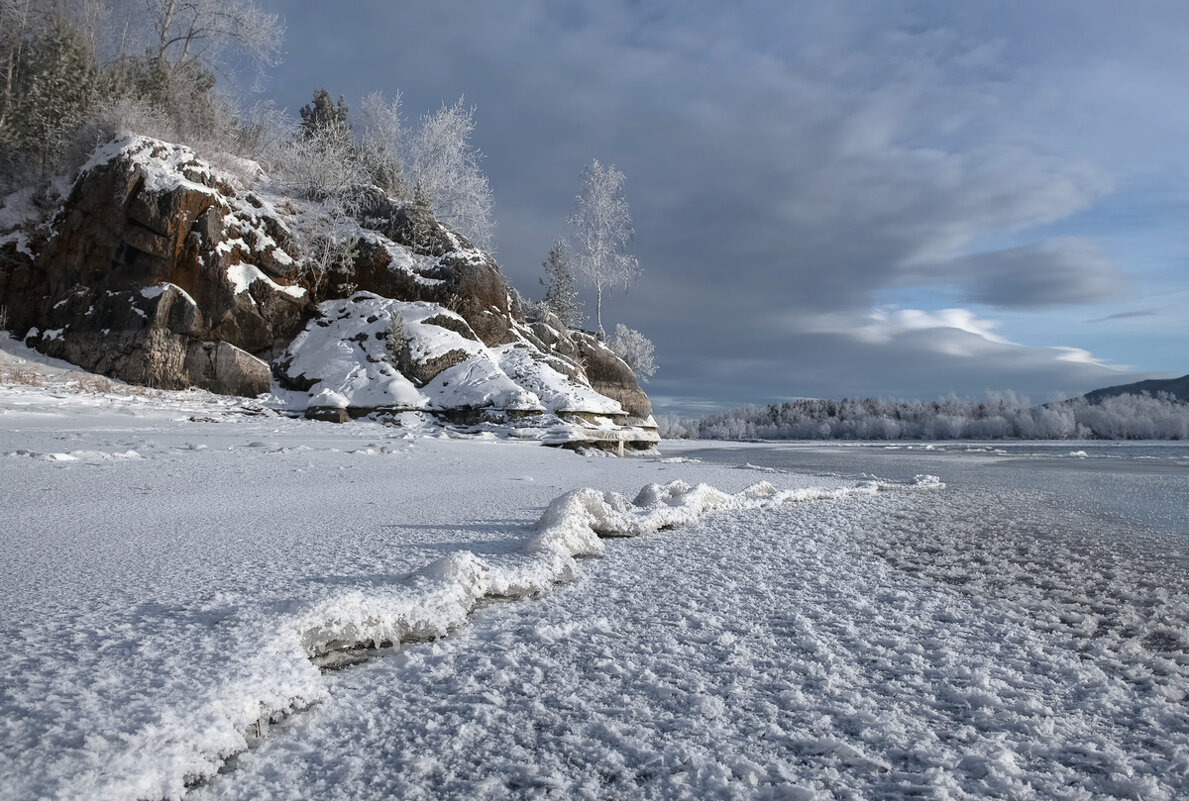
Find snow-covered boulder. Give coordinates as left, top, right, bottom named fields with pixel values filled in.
left=6, top=136, right=308, bottom=395
left=276, top=293, right=631, bottom=424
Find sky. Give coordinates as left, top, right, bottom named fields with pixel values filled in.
left=254, top=0, right=1188, bottom=414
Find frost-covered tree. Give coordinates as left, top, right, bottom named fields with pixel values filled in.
left=0, top=1, right=110, bottom=179
left=539, top=240, right=583, bottom=329
left=405, top=98, right=494, bottom=251
left=568, top=159, right=639, bottom=339
left=0, top=0, right=38, bottom=134
left=84, top=0, right=282, bottom=154
left=658, top=392, right=1189, bottom=441
left=97, top=56, right=228, bottom=146
left=283, top=130, right=363, bottom=298
left=0, top=0, right=288, bottom=187
left=609, top=323, right=657, bottom=383
left=140, top=0, right=282, bottom=77
left=279, top=92, right=369, bottom=297
left=357, top=90, right=407, bottom=198
left=296, top=206, right=357, bottom=297
left=281, top=111, right=364, bottom=204
left=232, top=98, right=292, bottom=169
left=385, top=309, right=408, bottom=365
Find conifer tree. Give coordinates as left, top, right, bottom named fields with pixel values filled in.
left=299, top=89, right=350, bottom=141
left=0, top=18, right=94, bottom=176
left=407, top=179, right=437, bottom=254
left=539, top=240, right=583, bottom=328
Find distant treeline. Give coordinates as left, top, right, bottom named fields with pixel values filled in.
left=657, top=392, right=1189, bottom=441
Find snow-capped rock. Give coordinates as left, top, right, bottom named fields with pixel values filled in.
left=0, top=136, right=656, bottom=448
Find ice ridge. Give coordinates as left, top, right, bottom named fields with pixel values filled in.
left=99, top=476, right=944, bottom=798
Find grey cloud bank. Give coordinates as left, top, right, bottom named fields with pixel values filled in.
left=259, top=0, right=1187, bottom=412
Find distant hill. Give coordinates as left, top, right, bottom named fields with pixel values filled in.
left=1081, top=374, right=1189, bottom=404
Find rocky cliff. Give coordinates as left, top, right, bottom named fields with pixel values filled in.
left=0, top=136, right=656, bottom=450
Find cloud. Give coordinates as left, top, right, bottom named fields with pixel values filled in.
left=264, top=0, right=1175, bottom=409
left=267, top=1, right=1116, bottom=314
left=792, top=305, right=1119, bottom=368
left=645, top=305, right=1139, bottom=412
left=936, top=237, right=1127, bottom=309
left=856, top=308, right=1014, bottom=347
left=1088, top=309, right=1157, bottom=322
left=1051, top=346, right=1111, bottom=366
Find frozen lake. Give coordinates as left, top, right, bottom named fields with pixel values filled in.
left=2, top=377, right=1186, bottom=801
left=196, top=441, right=1189, bottom=801
left=681, top=440, right=1189, bottom=545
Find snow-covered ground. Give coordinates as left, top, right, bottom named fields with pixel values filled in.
left=2, top=338, right=1187, bottom=800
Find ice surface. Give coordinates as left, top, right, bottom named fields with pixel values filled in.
left=1, top=353, right=895, bottom=799
left=2, top=351, right=1186, bottom=800
left=190, top=443, right=1189, bottom=801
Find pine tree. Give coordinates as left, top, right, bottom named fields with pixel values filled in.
left=299, top=89, right=350, bottom=141
left=407, top=180, right=437, bottom=254
left=0, top=0, right=36, bottom=139
left=0, top=18, right=94, bottom=176
left=539, top=240, right=583, bottom=329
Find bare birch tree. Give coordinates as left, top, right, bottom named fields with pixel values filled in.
left=568, top=159, right=639, bottom=338
left=141, top=0, right=282, bottom=76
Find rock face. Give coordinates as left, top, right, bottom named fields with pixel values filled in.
left=4, top=137, right=308, bottom=392
left=571, top=331, right=653, bottom=419
left=523, top=315, right=652, bottom=420
left=185, top=341, right=274, bottom=398
left=0, top=136, right=657, bottom=449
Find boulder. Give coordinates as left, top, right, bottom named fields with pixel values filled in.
left=13, top=137, right=309, bottom=396
left=570, top=331, right=653, bottom=420
left=184, top=341, right=271, bottom=397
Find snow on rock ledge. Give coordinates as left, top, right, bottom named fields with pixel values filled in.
left=275, top=292, right=641, bottom=436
